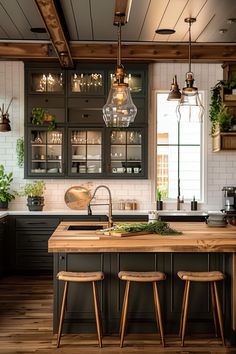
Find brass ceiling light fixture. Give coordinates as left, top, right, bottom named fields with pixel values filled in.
left=103, top=12, right=137, bottom=127
left=176, top=17, right=204, bottom=122
left=167, top=75, right=181, bottom=101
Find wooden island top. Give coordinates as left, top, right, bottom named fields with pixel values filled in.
left=48, top=221, right=236, bottom=253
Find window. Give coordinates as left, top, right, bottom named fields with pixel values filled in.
left=156, top=92, right=204, bottom=201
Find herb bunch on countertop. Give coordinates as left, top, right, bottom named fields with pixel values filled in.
left=113, top=221, right=182, bottom=235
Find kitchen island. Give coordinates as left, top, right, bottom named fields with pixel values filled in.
left=48, top=221, right=236, bottom=344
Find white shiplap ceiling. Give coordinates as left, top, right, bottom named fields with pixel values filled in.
left=0, top=0, right=235, bottom=44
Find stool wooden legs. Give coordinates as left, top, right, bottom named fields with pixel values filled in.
left=153, top=281, right=165, bottom=346
left=119, top=280, right=165, bottom=348
left=214, top=281, right=225, bottom=346
left=57, top=280, right=103, bottom=348
left=179, top=280, right=190, bottom=346
left=179, top=280, right=225, bottom=346
left=120, top=280, right=130, bottom=348
left=92, top=281, right=103, bottom=348
left=57, top=280, right=68, bottom=348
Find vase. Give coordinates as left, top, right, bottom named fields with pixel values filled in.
left=27, top=196, right=44, bottom=211
left=156, top=200, right=163, bottom=210
left=0, top=201, right=8, bottom=210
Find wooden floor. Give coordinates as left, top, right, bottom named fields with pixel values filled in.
left=0, top=275, right=236, bottom=354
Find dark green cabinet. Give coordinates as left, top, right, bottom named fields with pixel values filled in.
left=25, top=63, right=148, bottom=179
left=15, top=216, right=60, bottom=272
left=0, top=217, right=6, bottom=276
left=53, top=251, right=229, bottom=336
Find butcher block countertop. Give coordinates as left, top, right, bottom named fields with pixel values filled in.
left=48, top=221, right=236, bottom=253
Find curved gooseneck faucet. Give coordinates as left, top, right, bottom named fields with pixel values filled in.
left=88, top=185, right=113, bottom=228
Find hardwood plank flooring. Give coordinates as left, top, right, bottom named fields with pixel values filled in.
left=0, top=275, right=236, bottom=354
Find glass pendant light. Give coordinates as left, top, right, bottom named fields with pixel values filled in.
left=176, top=17, right=204, bottom=122
left=167, top=75, right=181, bottom=101
left=103, top=13, right=137, bottom=127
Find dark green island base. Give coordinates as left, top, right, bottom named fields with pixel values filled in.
left=53, top=251, right=233, bottom=341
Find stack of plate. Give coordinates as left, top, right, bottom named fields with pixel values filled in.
left=206, top=211, right=227, bottom=227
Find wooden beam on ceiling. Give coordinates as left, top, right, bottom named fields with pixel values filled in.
left=0, top=42, right=236, bottom=63
left=114, top=0, right=132, bottom=24
left=34, top=0, right=73, bottom=68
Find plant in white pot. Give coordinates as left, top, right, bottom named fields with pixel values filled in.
left=20, top=180, right=46, bottom=211
left=0, top=165, right=15, bottom=210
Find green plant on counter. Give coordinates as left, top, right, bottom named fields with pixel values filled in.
left=20, top=180, right=46, bottom=197
left=0, top=165, right=15, bottom=203
left=16, top=137, right=24, bottom=168
left=113, top=221, right=182, bottom=235
left=31, top=107, right=56, bottom=131
left=156, top=188, right=162, bottom=201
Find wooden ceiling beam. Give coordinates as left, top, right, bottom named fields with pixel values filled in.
left=0, top=43, right=236, bottom=63
left=114, top=0, right=132, bottom=24
left=34, top=0, right=73, bottom=68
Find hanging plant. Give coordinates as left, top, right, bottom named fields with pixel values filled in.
left=16, top=137, right=24, bottom=167
left=209, top=77, right=236, bottom=136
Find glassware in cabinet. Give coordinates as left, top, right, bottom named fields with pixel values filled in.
left=30, top=129, right=64, bottom=176
left=29, top=71, right=64, bottom=93
left=109, top=129, right=143, bottom=175
left=70, top=129, right=103, bottom=175
left=69, top=71, right=104, bottom=95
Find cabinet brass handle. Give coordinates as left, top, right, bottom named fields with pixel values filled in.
left=59, top=255, right=65, bottom=260
left=82, top=114, right=90, bottom=118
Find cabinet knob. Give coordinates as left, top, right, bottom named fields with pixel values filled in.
left=59, top=255, right=65, bottom=260
left=82, top=114, right=90, bottom=118
left=45, top=99, right=48, bottom=103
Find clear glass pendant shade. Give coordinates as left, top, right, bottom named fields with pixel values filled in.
left=103, top=14, right=137, bottom=127
left=103, top=82, right=137, bottom=127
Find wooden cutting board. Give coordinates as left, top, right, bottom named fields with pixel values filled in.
left=105, top=230, right=152, bottom=237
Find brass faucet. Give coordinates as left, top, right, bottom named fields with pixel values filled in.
left=177, top=195, right=184, bottom=210
left=88, top=185, right=113, bottom=228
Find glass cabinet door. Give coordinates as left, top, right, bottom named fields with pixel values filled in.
left=29, top=129, right=64, bottom=176
left=69, top=129, right=103, bottom=175
left=29, top=70, right=64, bottom=93
left=109, top=70, right=144, bottom=95
left=69, top=71, right=104, bottom=95
left=109, top=129, right=143, bottom=176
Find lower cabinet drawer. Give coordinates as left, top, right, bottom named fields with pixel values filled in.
left=16, top=252, right=53, bottom=270
left=16, top=230, right=53, bottom=250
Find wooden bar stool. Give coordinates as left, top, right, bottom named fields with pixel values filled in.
left=118, top=271, right=166, bottom=348
left=56, top=271, right=104, bottom=348
left=177, top=270, right=225, bottom=346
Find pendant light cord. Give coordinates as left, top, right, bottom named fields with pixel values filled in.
left=117, top=19, right=121, bottom=67
left=188, top=20, right=192, bottom=73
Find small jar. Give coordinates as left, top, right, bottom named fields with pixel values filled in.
left=119, top=199, right=125, bottom=210
left=125, top=200, right=133, bottom=210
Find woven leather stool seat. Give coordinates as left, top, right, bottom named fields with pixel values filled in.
left=118, top=270, right=166, bottom=348
left=178, top=271, right=225, bottom=282
left=57, top=271, right=104, bottom=282
left=56, top=270, right=104, bottom=348
left=118, top=271, right=166, bottom=282
left=178, top=270, right=225, bottom=347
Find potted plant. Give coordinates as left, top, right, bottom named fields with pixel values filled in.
left=20, top=180, right=46, bottom=211
left=0, top=165, right=15, bottom=210
left=156, top=188, right=163, bottom=210
left=31, top=107, right=56, bottom=131
left=218, top=104, right=233, bottom=132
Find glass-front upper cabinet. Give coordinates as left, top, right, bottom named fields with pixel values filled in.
left=109, top=129, right=145, bottom=177
left=69, top=70, right=105, bottom=95
left=28, top=70, right=64, bottom=94
left=69, top=129, right=103, bottom=176
left=28, top=128, right=64, bottom=177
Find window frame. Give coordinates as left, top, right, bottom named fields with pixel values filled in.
left=154, top=90, right=207, bottom=204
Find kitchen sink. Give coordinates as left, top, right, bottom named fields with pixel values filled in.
left=67, top=225, right=103, bottom=231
